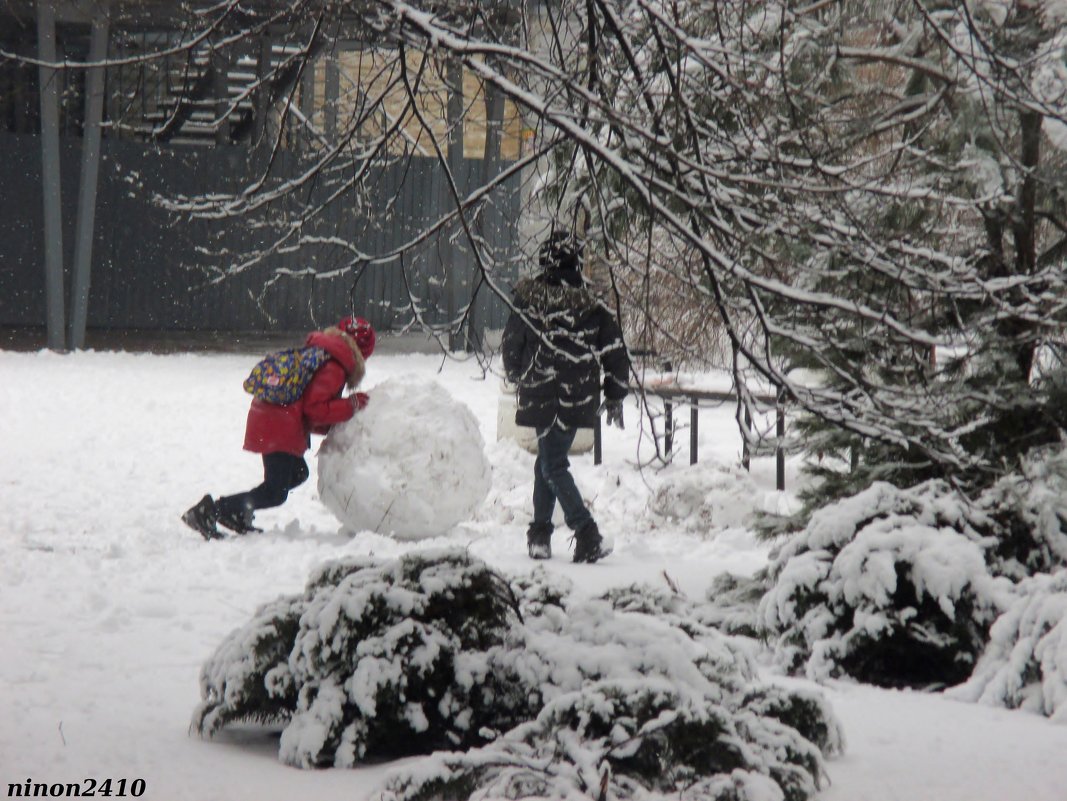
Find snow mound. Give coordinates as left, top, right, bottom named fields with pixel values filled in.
left=949, top=570, right=1067, bottom=721
left=759, top=481, right=1013, bottom=687
left=193, top=551, right=842, bottom=800
left=648, top=463, right=761, bottom=532
left=317, top=376, right=491, bottom=539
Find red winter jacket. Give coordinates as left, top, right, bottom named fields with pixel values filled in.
left=243, top=329, right=366, bottom=456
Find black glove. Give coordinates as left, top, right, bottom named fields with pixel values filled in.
left=601, top=399, right=624, bottom=429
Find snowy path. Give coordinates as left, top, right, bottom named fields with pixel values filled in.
left=2, top=349, right=1066, bottom=800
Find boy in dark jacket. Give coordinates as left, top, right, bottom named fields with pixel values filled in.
left=182, top=316, right=376, bottom=539
left=501, top=230, right=629, bottom=563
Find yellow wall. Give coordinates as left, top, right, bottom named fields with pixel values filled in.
left=307, top=49, right=522, bottom=159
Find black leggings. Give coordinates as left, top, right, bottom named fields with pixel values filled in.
left=216, top=452, right=309, bottom=516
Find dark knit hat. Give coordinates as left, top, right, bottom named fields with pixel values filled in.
left=538, top=229, right=583, bottom=287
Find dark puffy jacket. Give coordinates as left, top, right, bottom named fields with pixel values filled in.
left=501, top=275, right=629, bottom=430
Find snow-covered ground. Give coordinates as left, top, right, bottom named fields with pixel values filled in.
left=2, top=346, right=1067, bottom=801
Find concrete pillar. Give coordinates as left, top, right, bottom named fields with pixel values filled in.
left=70, top=6, right=110, bottom=349
left=37, top=0, right=65, bottom=351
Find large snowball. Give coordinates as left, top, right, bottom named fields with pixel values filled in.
left=317, top=375, right=492, bottom=539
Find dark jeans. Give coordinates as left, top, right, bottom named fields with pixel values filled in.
left=216, top=452, right=309, bottom=517
left=533, top=425, right=593, bottom=531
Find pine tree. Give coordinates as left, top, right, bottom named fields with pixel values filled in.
left=783, top=0, right=1067, bottom=508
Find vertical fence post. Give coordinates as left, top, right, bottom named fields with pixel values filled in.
left=689, top=397, right=698, bottom=465
left=593, top=416, right=602, bottom=466
left=664, top=398, right=673, bottom=458
left=742, top=405, right=752, bottom=471
left=776, top=389, right=786, bottom=491
left=662, top=360, right=673, bottom=458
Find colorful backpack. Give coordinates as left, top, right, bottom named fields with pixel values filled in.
left=242, top=346, right=331, bottom=405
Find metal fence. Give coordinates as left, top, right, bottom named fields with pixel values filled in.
left=0, top=132, right=522, bottom=340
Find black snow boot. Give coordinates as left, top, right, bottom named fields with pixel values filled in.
left=572, top=520, right=612, bottom=564
left=182, top=494, right=224, bottom=540
left=527, top=522, right=554, bottom=560
left=216, top=504, right=262, bottom=535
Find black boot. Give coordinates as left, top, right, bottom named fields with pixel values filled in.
left=216, top=503, right=262, bottom=535
left=527, top=522, right=554, bottom=560
left=572, top=520, right=611, bottom=564
left=182, top=494, right=223, bottom=540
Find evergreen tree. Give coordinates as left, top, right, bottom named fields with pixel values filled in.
left=782, top=0, right=1067, bottom=507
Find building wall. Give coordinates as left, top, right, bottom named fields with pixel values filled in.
left=308, top=49, right=526, bottom=160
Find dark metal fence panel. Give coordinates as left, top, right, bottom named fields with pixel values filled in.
left=0, top=132, right=520, bottom=339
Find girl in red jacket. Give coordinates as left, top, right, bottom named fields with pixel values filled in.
left=182, top=316, right=376, bottom=540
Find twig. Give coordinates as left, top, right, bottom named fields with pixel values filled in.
left=662, top=570, right=682, bottom=595
left=374, top=496, right=397, bottom=533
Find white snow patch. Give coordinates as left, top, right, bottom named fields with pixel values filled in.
left=2, top=349, right=1067, bottom=800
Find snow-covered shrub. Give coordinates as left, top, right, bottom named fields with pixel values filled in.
left=976, top=450, right=1067, bottom=580
left=739, top=685, right=845, bottom=758
left=600, top=581, right=752, bottom=646
left=703, top=572, right=768, bottom=638
left=380, top=681, right=827, bottom=801
left=379, top=579, right=840, bottom=801
left=194, top=550, right=532, bottom=767
left=195, top=552, right=842, bottom=801
left=948, top=570, right=1067, bottom=720
left=759, top=481, right=1013, bottom=687
left=508, top=565, right=574, bottom=617
left=317, top=376, right=492, bottom=539
left=602, top=573, right=768, bottom=642
left=191, top=595, right=303, bottom=736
